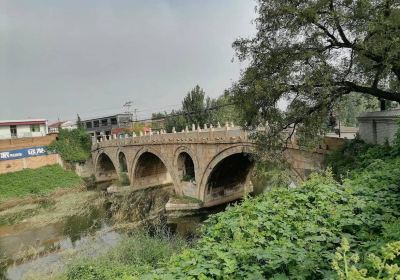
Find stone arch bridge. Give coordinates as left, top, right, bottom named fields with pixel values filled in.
left=91, top=126, right=331, bottom=207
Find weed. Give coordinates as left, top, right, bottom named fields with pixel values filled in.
left=0, top=165, right=82, bottom=201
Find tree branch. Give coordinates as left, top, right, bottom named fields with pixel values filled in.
left=329, top=0, right=352, bottom=46
left=313, top=22, right=340, bottom=45
left=372, top=66, right=384, bottom=88
left=343, top=81, right=400, bottom=102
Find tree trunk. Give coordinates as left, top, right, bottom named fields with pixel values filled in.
left=380, top=99, right=386, bottom=111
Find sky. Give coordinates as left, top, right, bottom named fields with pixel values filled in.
left=0, top=0, right=256, bottom=122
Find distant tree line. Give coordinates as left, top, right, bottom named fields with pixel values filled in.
left=152, top=85, right=241, bottom=132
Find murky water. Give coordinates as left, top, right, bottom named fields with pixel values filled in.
left=0, top=200, right=226, bottom=280
left=0, top=206, right=118, bottom=280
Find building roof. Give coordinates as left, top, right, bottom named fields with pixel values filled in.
left=0, top=119, right=47, bottom=127
left=48, top=121, right=65, bottom=128
left=81, top=113, right=131, bottom=122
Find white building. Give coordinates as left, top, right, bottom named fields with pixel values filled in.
left=48, top=120, right=77, bottom=133
left=0, top=119, right=48, bottom=139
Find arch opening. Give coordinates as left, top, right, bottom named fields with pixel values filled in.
left=134, top=152, right=172, bottom=188
left=177, top=152, right=195, bottom=182
left=118, top=152, right=128, bottom=172
left=205, top=153, right=254, bottom=202
left=96, top=153, right=118, bottom=181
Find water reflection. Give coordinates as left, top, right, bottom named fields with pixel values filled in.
left=63, top=207, right=103, bottom=244
left=0, top=206, right=111, bottom=280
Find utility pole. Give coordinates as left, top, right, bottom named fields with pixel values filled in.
left=123, top=101, right=133, bottom=130
left=123, top=101, right=137, bottom=130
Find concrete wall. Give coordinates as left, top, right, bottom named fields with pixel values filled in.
left=0, top=135, right=61, bottom=174
left=0, top=135, right=57, bottom=152
left=0, top=153, right=62, bottom=174
left=358, top=110, right=400, bottom=145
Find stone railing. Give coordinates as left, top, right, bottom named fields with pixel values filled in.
left=92, top=122, right=253, bottom=149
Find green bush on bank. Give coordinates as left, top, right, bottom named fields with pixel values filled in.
left=156, top=144, right=400, bottom=279
left=0, top=165, right=82, bottom=201
left=48, top=129, right=91, bottom=163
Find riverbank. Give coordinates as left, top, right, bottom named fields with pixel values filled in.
left=0, top=165, right=83, bottom=203
left=0, top=177, right=213, bottom=279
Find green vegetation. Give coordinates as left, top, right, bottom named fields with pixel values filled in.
left=54, top=138, right=400, bottom=279
left=0, top=165, right=82, bottom=201
left=48, top=128, right=91, bottom=163
left=0, top=198, right=53, bottom=226
left=182, top=174, right=195, bottom=182
left=169, top=195, right=203, bottom=205
left=154, top=85, right=240, bottom=133
left=115, top=172, right=130, bottom=186
left=65, top=230, right=187, bottom=280
left=159, top=168, right=398, bottom=278
left=326, top=137, right=392, bottom=181
left=251, top=159, right=292, bottom=194
left=232, top=0, right=400, bottom=152
left=333, top=238, right=400, bottom=280
left=335, top=93, right=379, bottom=127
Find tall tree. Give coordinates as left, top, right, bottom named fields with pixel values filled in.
left=76, top=114, right=83, bottom=129
left=232, top=0, right=400, bottom=150
left=209, top=90, right=242, bottom=125
left=164, top=110, right=188, bottom=132
left=182, top=85, right=210, bottom=125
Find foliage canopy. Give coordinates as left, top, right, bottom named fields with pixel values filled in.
left=48, top=128, right=91, bottom=163
left=158, top=85, right=239, bottom=132
left=232, top=0, right=400, bottom=149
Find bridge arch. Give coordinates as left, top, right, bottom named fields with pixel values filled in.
left=177, top=152, right=195, bottom=181
left=174, top=147, right=199, bottom=180
left=95, top=152, right=118, bottom=181
left=130, top=148, right=173, bottom=189
left=199, top=145, right=255, bottom=204
left=118, top=151, right=128, bottom=173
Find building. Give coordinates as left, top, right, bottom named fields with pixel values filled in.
left=358, top=109, right=400, bottom=145
left=48, top=120, right=77, bottom=133
left=0, top=119, right=48, bottom=140
left=82, top=114, right=131, bottom=139
left=326, top=126, right=359, bottom=140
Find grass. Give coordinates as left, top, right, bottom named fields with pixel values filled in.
left=63, top=230, right=187, bottom=280
left=0, top=165, right=82, bottom=202
left=169, top=195, right=203, bottom=204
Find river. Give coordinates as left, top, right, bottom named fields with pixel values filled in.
left=0, top=189, right=226, bottom=280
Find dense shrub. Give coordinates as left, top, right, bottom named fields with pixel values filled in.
left=333, top=238, right=400, bottom=279
left=48, top=128, right=91, bottom=163
left=325, top=137, right=392, bottom=180
left=157, top=156, right=400, bottom=278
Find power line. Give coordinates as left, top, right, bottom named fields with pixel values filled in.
left=132, top=102, right=237, bottom=123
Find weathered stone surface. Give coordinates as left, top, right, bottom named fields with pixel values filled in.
left=92, top=127, right=333, bottom=207
left=358, top=109, right=400, bottom=145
